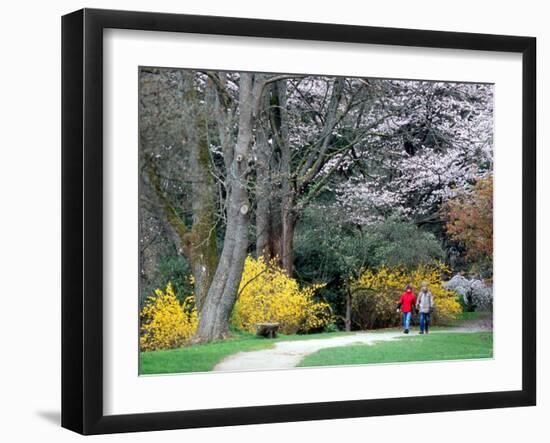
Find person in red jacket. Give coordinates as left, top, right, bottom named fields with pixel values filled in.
left=397, top=284, right=416, bottom=334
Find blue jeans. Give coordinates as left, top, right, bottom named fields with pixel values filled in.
left=419, top=312, right=430, bottom=333
left=402, top=312, right=412, bottom=331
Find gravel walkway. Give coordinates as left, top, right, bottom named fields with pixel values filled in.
left=213, top=326, right=489, bottom=372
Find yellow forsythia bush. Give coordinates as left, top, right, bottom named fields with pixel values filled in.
left=140, top=282, right=198, bottom=351
left=350, top=264, right=461, bottom=329
left=231, top=256, right=332, bottom=334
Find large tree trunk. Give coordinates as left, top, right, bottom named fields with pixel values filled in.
left=345, top=287, right=352, bottom=331
left=146, top=72, right=218, bottom=312
left=281, top=207, right=297, bottom=275
left=187, top=111, right=219, bottom=311
left=255, top=89, right=273, bottom=260
left=147, top=151, right=217, bottom=312
left=268, top=80, right=297, bottom=274
left=255, top=89, right=283, bottom=262
left=195, top=73, right=263, bottom=342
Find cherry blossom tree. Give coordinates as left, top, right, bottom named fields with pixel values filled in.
left=334, top=81, right=493, bottom=225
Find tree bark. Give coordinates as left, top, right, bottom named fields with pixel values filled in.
left=270, top=80, right=297, bottom=274
left=281, top=207, right=297, bottom=275
left=255, top=88, right=273, bottom=260
left=345, top=287, right=352, bottom=331
left=187, top=111, right=219, bottom=311
left=147, top=142, right=217, bottom=312
left=268, top=78, right=345, bottom=275
left=195, top=73, right=264, bottom=342
left=146, top=72, right=218, bottom=312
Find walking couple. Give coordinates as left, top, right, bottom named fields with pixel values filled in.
left=396, top=282, right=434, bottom=334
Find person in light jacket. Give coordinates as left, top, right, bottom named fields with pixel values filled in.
left=416, top=281, right=434, bottom=334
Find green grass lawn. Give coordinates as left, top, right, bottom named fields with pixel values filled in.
left=140, top=312, right=493, bottom=374
left=140, top=330, right=352, bottom=375
left=297, top=332, right=493, bottom=368
left=459, top=311, right=491, bottom=320
left=449, top=310, right=492, bottom=324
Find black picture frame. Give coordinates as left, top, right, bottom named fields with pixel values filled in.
left=62, top=8, right=537, bottom=435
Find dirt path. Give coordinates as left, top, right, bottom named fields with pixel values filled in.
left=213, top=326, right=489, bottom=372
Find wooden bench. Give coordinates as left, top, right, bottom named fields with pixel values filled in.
left=255, top=322, right=280, bottom=338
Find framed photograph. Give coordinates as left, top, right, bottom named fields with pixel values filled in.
left=62, top=8, right=536, bottom=435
